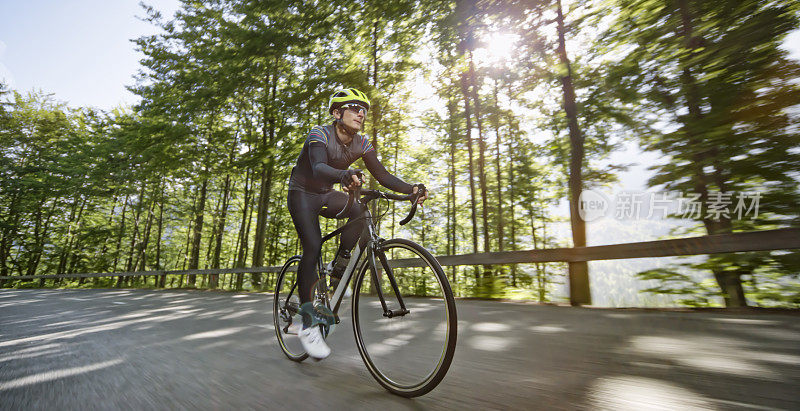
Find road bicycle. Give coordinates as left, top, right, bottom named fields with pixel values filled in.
left=273, top=183, right=457, bottom=397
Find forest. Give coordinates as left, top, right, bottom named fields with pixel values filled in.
left=1, top=0, right=798, bottom=307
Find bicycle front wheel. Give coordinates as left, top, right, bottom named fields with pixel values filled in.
left=352, top=238, right=457, bottom=397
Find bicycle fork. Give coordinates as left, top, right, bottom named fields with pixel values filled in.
left=370, top=242, right=410, bottom=318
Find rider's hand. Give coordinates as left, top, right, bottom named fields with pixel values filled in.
left=341, top=169, right=362, bottom=192
left=412, top=184, right=428, bottom=205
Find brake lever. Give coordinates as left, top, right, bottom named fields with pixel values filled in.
left=399, top=184, right=425, bottom=226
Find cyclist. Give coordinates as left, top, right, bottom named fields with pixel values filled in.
left=287, top=87, right=427, bottom=359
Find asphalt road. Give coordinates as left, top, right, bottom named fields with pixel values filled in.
left=0, top=289, right=798, bottom=410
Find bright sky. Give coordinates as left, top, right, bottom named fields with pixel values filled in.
left=0, top=0, right=180, bottom=110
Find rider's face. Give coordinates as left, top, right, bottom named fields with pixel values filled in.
left=336, top=106, right=365, bottom=131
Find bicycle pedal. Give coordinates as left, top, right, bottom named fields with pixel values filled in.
left=383, top=308, right=410, bottom=318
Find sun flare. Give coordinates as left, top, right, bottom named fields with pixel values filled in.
left=474, top=32, right=519, bottom=65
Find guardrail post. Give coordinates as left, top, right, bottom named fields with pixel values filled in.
left=568, top=261, right=591, bottom=306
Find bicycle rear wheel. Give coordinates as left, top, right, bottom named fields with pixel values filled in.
left=273, top=255, right=308, bottom=362
left=352, top=238, right=457, bottom=397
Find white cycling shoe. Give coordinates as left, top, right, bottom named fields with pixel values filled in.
left=299, top=325, right=331, bottom=360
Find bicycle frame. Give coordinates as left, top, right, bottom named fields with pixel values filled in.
left=311, top=199, right=410, bottom=323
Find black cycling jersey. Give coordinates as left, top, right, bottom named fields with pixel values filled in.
left=288, top=123, right=413, bottom=194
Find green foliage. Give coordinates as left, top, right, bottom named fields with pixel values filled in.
left=600, top=0, right=800, bottom=306
left=637, top=267, right=722, bottom=307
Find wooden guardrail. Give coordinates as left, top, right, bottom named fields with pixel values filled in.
left=1, top=228, right=798, bottom=281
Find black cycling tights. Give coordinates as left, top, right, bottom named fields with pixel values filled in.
left=287, top=189, right=366, bottom=304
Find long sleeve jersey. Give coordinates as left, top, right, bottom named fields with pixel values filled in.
left=288, top=123, right=413, bottom=195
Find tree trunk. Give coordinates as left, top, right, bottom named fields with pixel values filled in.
left=266, top=184, right=285, bottom=270
left=210, top=175, right=232, bottom=288
left=136, top=188, right=157, bottom=274
left=0, top=192, right=21, bottom=282
left=447, top=97, right=458, bottom=284
left=236, top=168, right=255, bottom=290
left=31, top=199, right=57, bottom=284
left=468, top=50, right=491, bottom=257
left=540, top=208, right=551, bottom=301
left=492, top=81, right=504, bottom=253
left=252, top=74, right=279, bottom=287
left=30, top=199, right=46, bottom=282
left=156, top=182, right=166, bottom=287
left=204, top=192, right=219, bottom=271
left=459, top=72, right=480, bottom=289
left=93, top=193, right=119, bottom=284
left=132, top=184, right=158, bottom=283
left=188, top=178, right=208, bottom=286
left=507, top=110, right=517, bottom=287
left=467, top=50, right=493, bottom=295
left=676, top=0, right=745, bottom=307
left=530, top=207, right=545, bottom=302
left=56, top=195, right=84, bottom=280
left=65, top=196, right=88, bottom=283
left=113, top=195, right=129, bottom=285
left=125, top=181, right=148, bottom=280
left=179, top=187, right=199, bottom=284
left=556, top=0, right=591, bottom=306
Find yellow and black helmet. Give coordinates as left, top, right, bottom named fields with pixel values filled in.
left=328, top=88, right=370, bottom=114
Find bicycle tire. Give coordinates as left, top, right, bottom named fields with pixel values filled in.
left=351, top=238, right=457, bottom=397
left=273, top=255, right=309, bottom=362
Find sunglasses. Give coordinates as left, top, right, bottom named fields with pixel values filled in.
left=341, top=104, right=368, bottom=116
